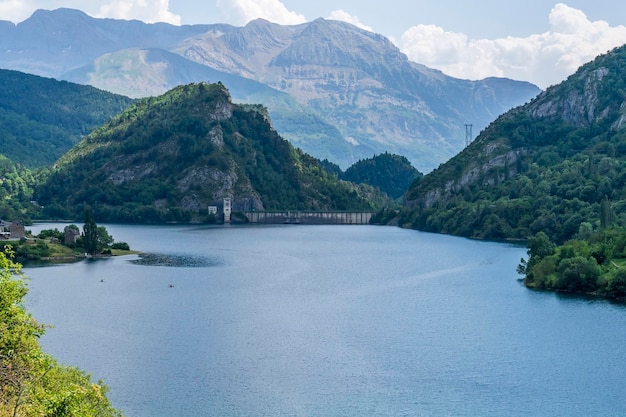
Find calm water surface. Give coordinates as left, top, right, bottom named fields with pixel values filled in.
left=24, top=224, right=626, bottom=417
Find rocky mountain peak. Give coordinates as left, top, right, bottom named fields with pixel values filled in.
left=271, top=18, right=406, bottom=69
left=221, top=18, right=294, bottom=59
left=526, top=46, right=626, bottom=130
left=25, top=8, right=91, bottom=24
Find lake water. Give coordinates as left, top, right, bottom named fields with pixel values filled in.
left=24, top=224, right=626, bottom=417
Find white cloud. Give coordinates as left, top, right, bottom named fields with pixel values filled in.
left=0, top=0, right=49, bottom=22
left=327, top=9, right=373, bottom=32
left=398, top=3, right=626, bottom=88
left=95, top=0, right=181, bottom=24
left=216, top=0, right=306, bottom=26
left=0, top=0, right=181, bottom=24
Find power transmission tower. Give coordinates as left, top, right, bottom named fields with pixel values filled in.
left=465, top=124, right=473, bottom=147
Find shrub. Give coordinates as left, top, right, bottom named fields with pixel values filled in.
left=111, top=242, right=130, bottom=251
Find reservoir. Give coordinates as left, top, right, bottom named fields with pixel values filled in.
left=24, top=224, right=626, bottom=416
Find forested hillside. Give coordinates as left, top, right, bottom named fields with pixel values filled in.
left=401, top=45, right=626, bottom=244
left=0, top=69, right=133, bottom=167
left=35, top=83, right=384, bottom=222
left=320, top=153, right=422, bottom=199
left=0, top=155, right=40, bottom=222
left=341, top=153, right=422, bottom=199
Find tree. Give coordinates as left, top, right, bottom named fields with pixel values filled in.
left=82, top=210, right=115, bottom=255
left=556, top=256, right=600, bottom=292
left=606, top=269, right=626, bottom=298
left=97, top=226, right=114, bottom=248
left=0, top=246, right=43, bottom=414
left=577, top=222, right=594, bottom=240
left=82, top=209, right=99, bottom=255
left=600, top=195, right=614, bottom=230
left=0, top=247, right=123, bottom=416
left=520, top=231, right=557, bottom=285
left=527, top=231, right=556, bottom=268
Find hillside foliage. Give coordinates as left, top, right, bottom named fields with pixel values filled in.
left=342, top=153, right=422, bottom=199
left=0, top=249, right=123, bottom=416
left=0, top=156, right=40, bottom=223
left=0, top=69, right=133, bottom=167
left=519, top=229, right=626, bottom=299
left=402, top=45, right=626, bottom=244
left=34, top=83, right=381, bottom=222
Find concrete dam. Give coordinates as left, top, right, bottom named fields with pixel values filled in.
left=241, top=210, right=374, bottom=225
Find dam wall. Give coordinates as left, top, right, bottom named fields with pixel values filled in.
left=241, top=211, right=374, bottom=225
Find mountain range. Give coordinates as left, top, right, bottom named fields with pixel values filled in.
left=0, top=8, right=541, bottom=171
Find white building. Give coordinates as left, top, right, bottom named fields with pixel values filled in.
left=223, top=198, right=231, bottom=223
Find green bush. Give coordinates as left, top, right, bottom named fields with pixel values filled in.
left=111, top=242, right=130, bottom=251
left=0, top=249, right=123, bottom=416
left=606, top=269, right=626, bottom=298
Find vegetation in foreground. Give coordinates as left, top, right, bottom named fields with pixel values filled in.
left=519, top=228, right=626, bottom=300
left=0, top=249, right=123, bottom=417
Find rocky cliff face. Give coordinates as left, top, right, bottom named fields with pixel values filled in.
left=405, top=44, right=626, bottom=210
left=527, top=67, right=615, bottom=127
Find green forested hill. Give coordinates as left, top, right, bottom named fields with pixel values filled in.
left=0, top=69, right=134, bottom=167
left=35, top=82, right=383, bottom=222
left=401, top=44, right=626, bottom=244
left=343, top=153, right=422, bottom=199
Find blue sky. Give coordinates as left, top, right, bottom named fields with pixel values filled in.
left=2, top=0, right=626, bottom=88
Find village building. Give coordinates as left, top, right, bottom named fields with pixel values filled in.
left=9, top=221, right=25, bottom=239
left=64, top=226, right=80, bottom=245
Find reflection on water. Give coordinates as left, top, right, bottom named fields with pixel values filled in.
left=129, top=252, right=221, bottom=267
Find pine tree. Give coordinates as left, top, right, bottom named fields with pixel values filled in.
left=82, top=208, right=99, bottom=255
left=600, top=195, right=613, bottom=230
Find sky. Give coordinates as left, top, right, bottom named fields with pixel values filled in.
left=2, top=0, right=626, bottom=89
